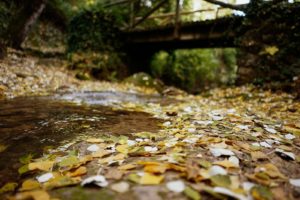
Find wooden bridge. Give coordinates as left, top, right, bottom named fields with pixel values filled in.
left=104, top=0, right=244, bottom=51
left=124, top=16, right=242, bottom=51
left=104, top=0, right=245, bottom=72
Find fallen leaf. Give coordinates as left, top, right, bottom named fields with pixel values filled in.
left=210, top=175, right=231, bottom=188
left=0, top=182, right=17, bottom=194
left=81, top=175, right=108, bottom=187
left=250, top=185, right=273, bottom=200
left=166, top=180, right=185, bottom=193
left=36, top=173, right=54, bottom=183
left=105, top=168, right=124, bottom=180
left=14, top=190, right=50, bottom=200
left=116, top=144, right=129, bottom=154
left=59, top=155, right=79, bottom=167
left=86, top=138, right=104, bottom=143
left=111, top=182, right=130, bottom=193
left=20, top=179, right=40, bottom=191
left=44, top=176, right=81, bottom=189
left=251, top=151, right=268, bottom=161
left=0, top=144, right=8, bottom=153
left=210, top=148, right=234, bottom=157
left=118, top=163, right=137, bottom=170
left=184, top=186, right=201, bottom=200
left=208, top=165, right=227, bottom=176
left=213, top=187, right=247, bottom=200
left=66, top=166, right=87, bottom=177
left=275, top=148, right=295, bottom=160
left=28, top=161, right=55, bottom=171
left=289, top=179, right=300, bottom=187
left=140, top=173, right=164, bottom=185
left=255, top=163, right=286, bottom=179
left=92, top=150, right=111, bottom=158
left=87, top=144, right=100, bottom=152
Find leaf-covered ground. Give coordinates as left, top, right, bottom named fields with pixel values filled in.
left=1, top=50, right=300, bottom=200
left=1, top=85, right=299, bottom=200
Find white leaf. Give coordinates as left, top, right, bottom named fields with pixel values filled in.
left=111, top=182, right=130, bottom=193
left=289, top=179, right=300, bottom=187
left=163, top=121, right=171, bottom=127
left=37, top=172, right=53, bottom=183
left=81, top=175, right=108, bottom=187
left=213, top=187, right=247, bottom=200
left=242, top=182, right=256, bottom=192
left=209, top=165, right=227, bottom=176
left=210, top=148, right=234, bottom=157
left=182, top=137, right=198, bottom=144
left=212, top=115, right=223, bottom=121
left=127, top=140, right=136, bottom=146
left=259, top=142, right=272, bottom=148
left=229, top=156, right=239, bottom=167
left=166, top=180, right=185, bottom=193
left=195, top=120, right=213, bottom=126
left=264, top=125, right=277, bottom=134
left=285, top=134, right=296, bottom=140
left=87, top=144, right=100, bottom=152
left=237, top=125, right=249, bottom=130
left=144, top=146, right=158, bottom=152
left=275, top=148, right=295, bottom=160
left=187, top=128, right=196, bottom=133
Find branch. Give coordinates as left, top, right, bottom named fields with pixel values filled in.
left=202, top=0, right=247, bottom=11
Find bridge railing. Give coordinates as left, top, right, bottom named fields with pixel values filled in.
left=104, top=0, right=231, bottom=32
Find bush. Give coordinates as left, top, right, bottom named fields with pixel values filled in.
left=151, top=49, right=237, bottom=92
left=67, top=6, right=127, bottom=80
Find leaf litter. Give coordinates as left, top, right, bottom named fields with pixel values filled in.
left=2, top=85, right=300, bottom=200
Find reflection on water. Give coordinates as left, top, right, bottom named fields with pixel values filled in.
left=0, top=92, right=163, bottom=185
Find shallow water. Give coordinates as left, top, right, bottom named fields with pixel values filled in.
left=0, top=91, right=164, bottom=185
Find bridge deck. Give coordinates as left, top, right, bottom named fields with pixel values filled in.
left=124, top=16, right=243, bottom=50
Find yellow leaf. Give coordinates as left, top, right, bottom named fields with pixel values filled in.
left=28, top=161, right=55, bottom=171
left=251, top=151, right=268, bottom=162
left=118, top=163, right=137, bottom=170
left=256, top=163, right=286, bottom=179
left=15, top=190, right=50, bottom=200
left=92, top=150, right=111, bottom=158
left=283, top=125, right=300, bottom=136
left=66, top=166, right=87, bottom=177
left=86, top=138, right=104, bottom=143
left=59, top=156, right=79, bottom=167
left=144, top=164, right=168, bottom=174
left=43, top=176, right=81, bottom=190
left=0, top=182, right=17, bottom=194
left=264, top=46, right=279, bottom=56
left=140, top=173, right=164, bottom=185
left=0, top=144, right=8, bottom=153
left=214, top=160, right=239, bottom=169
left=20, top=179, right=40, bottom=191
left=116, top=144, right=129, bottom=154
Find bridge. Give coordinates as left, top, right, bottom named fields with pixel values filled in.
left=104, top=0, right=244, bottom=50
left=104, top=0, right=245, bottom=72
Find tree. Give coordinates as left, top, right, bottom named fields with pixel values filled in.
left=6, top=0, right=48, bottom=49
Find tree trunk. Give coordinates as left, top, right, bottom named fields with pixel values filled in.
left=0, top=41, right=6, bottom=59
left=7, top=0, right=47, bottom=49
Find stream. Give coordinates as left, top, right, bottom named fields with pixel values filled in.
left=0, top=91, right=166, bottom=186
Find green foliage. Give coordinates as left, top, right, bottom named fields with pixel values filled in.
left=67, top=6, right=123, bottom=53
left=151, top=48, right=237, bottom=92
left=237, top=2, right=300, bottom=84
left=67, top=5, right=128, bottom=80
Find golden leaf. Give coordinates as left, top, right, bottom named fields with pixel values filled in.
left=15, top=190, right=50, bottom=200
left=28, top=161, right=55, bottom=171
left=140, top=173, right=164, bottom=185
left=20, top=179, right=40, bottom=191
left=66, top=166, right=87, bottom=177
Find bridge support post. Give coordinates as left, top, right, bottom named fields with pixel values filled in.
left=125, top=48, right=156, bottom=74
